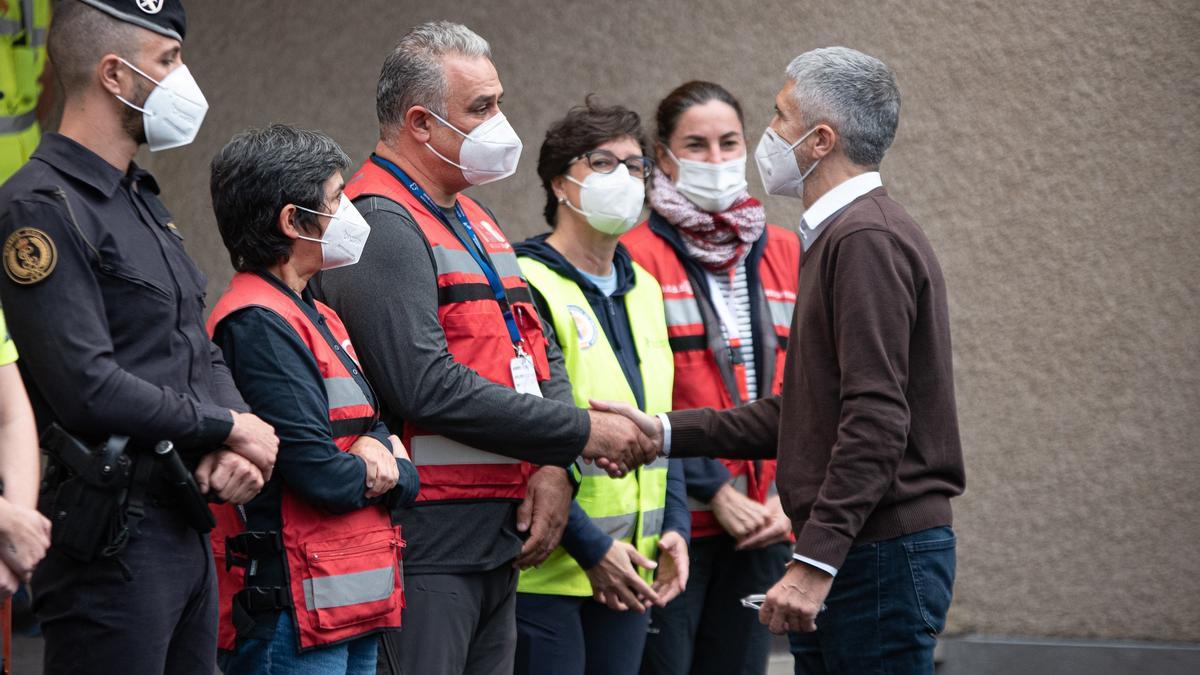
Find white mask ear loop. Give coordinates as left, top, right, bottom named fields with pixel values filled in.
left=291, top=204, right=335, bottom=244
left=114, top=57, right=160, bottom=116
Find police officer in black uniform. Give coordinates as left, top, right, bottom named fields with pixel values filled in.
left=0, top=1, right=278, bottom=672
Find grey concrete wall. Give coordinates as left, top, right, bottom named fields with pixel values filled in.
left=137, top=0, right=1200, bottom=642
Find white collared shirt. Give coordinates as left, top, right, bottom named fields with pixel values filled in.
left=799, top=172, right=884, bottom=252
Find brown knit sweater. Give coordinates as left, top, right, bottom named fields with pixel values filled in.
left=667, top=186, right=965, bottom=569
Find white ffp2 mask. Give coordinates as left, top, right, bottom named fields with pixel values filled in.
left=294, top=195, right=372, bottom=270
left=564, top=164, right=645, bottom=235
left=426, top=111, right=523, bottom=185
left=115, top=58, right=209, bottom=152
left=753, top=126, right=820, bottom=199
left=667, top=149, right=748, bottom=213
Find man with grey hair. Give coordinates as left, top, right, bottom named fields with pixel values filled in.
left=312, top=20, right=656, bottom=674
left=596, top=46, right=965, bottom=672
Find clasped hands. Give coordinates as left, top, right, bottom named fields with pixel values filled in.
left=580, top=399, right=664, bottom=478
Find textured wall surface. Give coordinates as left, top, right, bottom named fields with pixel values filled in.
left=137, top=0, right=1200, bottom=641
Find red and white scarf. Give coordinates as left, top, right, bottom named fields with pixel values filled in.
left=648, top=169, right=765, bottom=272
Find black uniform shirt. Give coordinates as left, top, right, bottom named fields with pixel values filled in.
left=0, top=133, right=243, bottom=456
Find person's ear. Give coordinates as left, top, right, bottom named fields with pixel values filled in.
left=404, top=106, right=437, bottom=144
left=277, top=205, right=302, bottom=240
left=551, top=175, right=569, bottom=203
left=97, top=54, right=127, bottom=97
left=656, top=143, right=676, bottom=181
left=809, top=124, right=837, bottom=161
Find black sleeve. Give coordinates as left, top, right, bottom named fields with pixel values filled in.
left=207, top=340, right=250, bottom=413
left=682, top=457, right=733, bottom=501
left=0, top=196, right=232, bottom=445
left=214, top=307, right=375, bottom=515
left=311, top=203, right=589, bottom=466
left=662, top=458, right=691, bottom=541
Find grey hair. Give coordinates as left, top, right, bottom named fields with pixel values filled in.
left=785, top=47, right=901, bottom=168
left=376, top=21, right=492, bottom=134
left=210, top=124, right=351, bottom=272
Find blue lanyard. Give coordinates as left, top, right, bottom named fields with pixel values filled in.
left=371, top=155, right=524, bottom=350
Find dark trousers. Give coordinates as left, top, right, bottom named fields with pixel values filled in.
left=515, top=592, right=652, bottom=675
left=641, top=536, right=790, bottom=675
left=377, top=565, right=518, bottom=675
left=32, top=501, right=217, bottom=675
left=789, top=527, right=956, bottom=675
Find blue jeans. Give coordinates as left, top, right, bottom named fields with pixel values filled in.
left=789, top=526, right=956, bottom=675
left=222, top=611, right=379, bottom=675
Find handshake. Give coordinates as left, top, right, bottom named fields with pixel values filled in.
left=579, top=400, right=664, bottom=478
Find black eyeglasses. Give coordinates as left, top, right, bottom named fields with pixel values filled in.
left=570, top=150, right=653, bottom=180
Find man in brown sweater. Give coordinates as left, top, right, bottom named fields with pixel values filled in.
left=595, top=47, right=964, bottom=672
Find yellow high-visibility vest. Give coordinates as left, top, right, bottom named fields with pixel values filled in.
left=1, top=0, right=49, bottom=185
left=517, top=255, right=674, bottom=597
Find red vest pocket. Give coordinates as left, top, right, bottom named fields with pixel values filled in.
left=302, top=528, right=404, bottom=630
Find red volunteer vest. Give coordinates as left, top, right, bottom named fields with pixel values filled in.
left=207, top=272, right=404, bottom=652
left=344, top=159, right=550, bottom=503
left=622, top=221, right=800, bottom=537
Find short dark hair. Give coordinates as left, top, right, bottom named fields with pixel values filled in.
left=537, top=96, right=648, bottom=227
left=210, top=124, right=350, bottom=272
left=49, top=0, right=145, bottom=95
left=654, top=80, right=745, bottom=146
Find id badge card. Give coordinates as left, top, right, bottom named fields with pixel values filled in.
left=510, top=352, right=543, bottom=397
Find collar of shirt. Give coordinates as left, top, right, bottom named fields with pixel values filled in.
left=31, top=133, right=160, bottom=198
left=798, top=171, right=883, bottom=252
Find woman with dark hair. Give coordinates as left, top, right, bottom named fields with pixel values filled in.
left=512, top=99, right=690, bottom=675
left=206, top=124, right=419, bottom=674
left=623, top=82, right=801, bottom=675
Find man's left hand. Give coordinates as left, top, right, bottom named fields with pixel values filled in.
left=652, top=530, right=689, bottom=606
left=759, top=561, right=834, bottom=634
left=736, top=495, right=792, bottom=550
left=513, top=466, right=571, bottom=569
left=196, top=449, right=266, bottom=505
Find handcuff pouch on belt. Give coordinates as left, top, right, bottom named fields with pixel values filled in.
left=225, top=530, right=292, bottom=633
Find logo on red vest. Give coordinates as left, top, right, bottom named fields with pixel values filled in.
left=475, top=219, right=510, bottom=249
left=659, top=280, right=693, bottom=296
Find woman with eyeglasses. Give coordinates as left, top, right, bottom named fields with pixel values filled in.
left=512, top=98, right=690, bottom=675
left=622, top=81, right=801, bottom=675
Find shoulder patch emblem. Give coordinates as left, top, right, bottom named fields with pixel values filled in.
left=4, top=228, right=58, bottom=285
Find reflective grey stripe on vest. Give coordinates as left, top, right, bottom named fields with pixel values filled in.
left=641, top=507, right=665, bottom=537
left=303, top=565, right=394, bottom=611
left=0, top=110, right=36, bottom=134
left=687, top=474, right=749, bottom=512
left=0, top=18, right=19, bottom=34
left=645, top=455, right=670, bottom=471
left=768, top=300, right=795, bottom=328
left=325, top=377, right=370, bottom=410
left=591, top=512, right=636, bottom=540
left=410, top=434, right=520, bottom=466
left=663, top=297, right=702, bottom=327
left=20, top=0, right=44, bottom=47
left=431, top=245, right=524, bottom=280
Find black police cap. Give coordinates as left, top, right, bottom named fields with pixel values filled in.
left=76, top=0, right=187, bottom=42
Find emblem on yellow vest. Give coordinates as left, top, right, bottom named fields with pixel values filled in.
left=566, top=304, right=597, bottom=350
